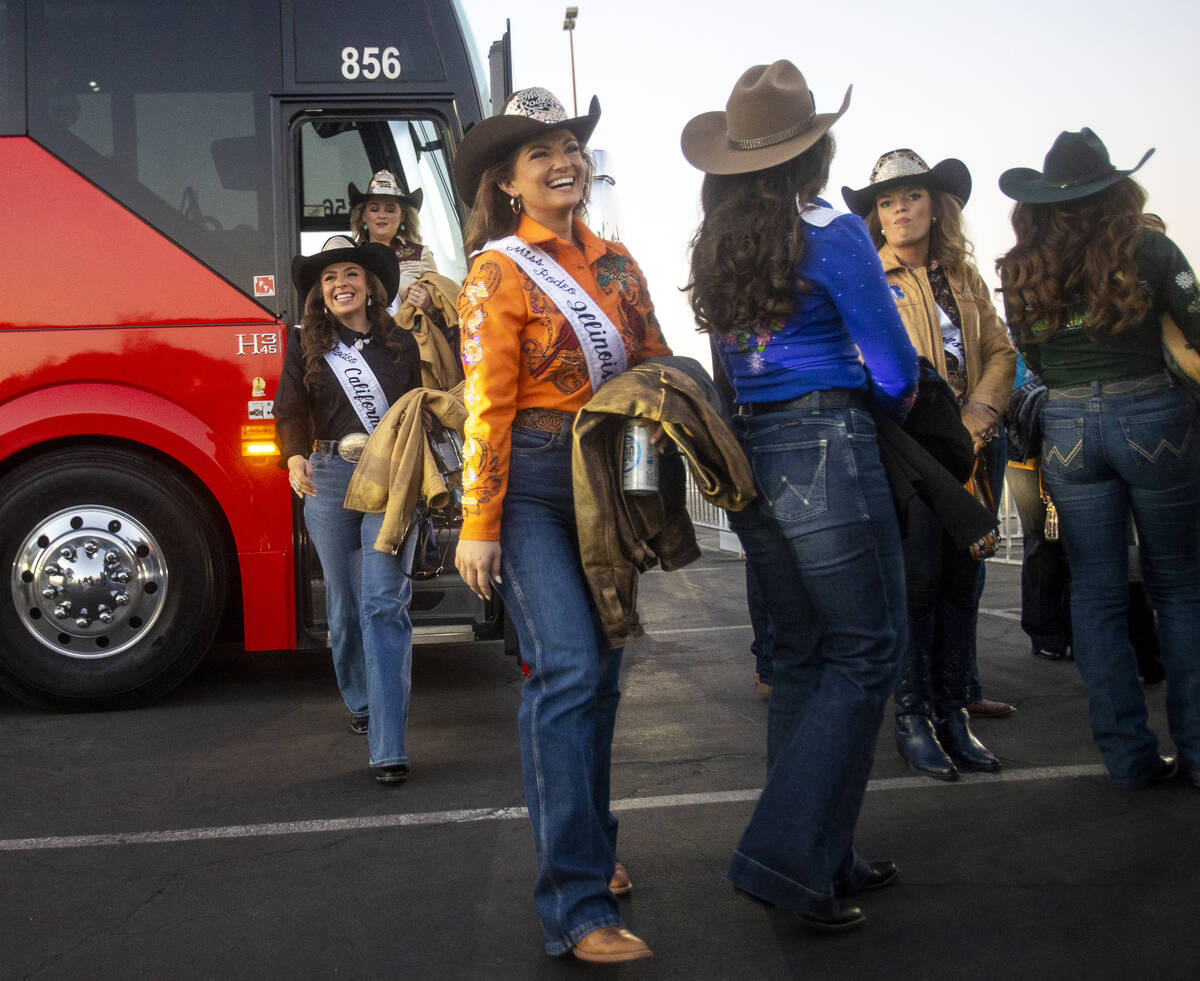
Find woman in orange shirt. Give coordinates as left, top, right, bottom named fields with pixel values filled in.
left=453, top=87, right=670, bottom=964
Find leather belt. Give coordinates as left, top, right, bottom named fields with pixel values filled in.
left=512, top=408, right=574, bottom=433
left=313, top=433, right=369, bottom=463
left=1048, top=370, right=1174, bottom=400
left=735, top=388, right=870, bottom=416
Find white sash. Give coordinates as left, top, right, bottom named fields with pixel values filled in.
left=323, top=341, right=389, bottom=433
left=483, top=235, right=627, bottom=391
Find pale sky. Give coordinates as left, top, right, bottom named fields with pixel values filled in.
left=459, top=0, right=1200, bottom=366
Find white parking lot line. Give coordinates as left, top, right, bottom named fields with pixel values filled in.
left=0, top=765, right=1108, bottom=853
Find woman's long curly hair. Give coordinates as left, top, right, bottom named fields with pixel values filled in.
left=686, top=134, right=834, bottom=336
left=997, top=178, right=1149, bottom=342
left=863, top=187, right=974, bottom=277
left=298, top=269, right=408, bottom=389
left=349, top=200, right=422, bottom=247
left=462, top=144, right=595, bottom=258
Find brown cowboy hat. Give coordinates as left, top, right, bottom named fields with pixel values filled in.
left=291, top=235, right=400, bottom=304
left=681, top=60, right=851, bottom=175
left=999, top=128, right=1154, bottom=204
left=841, top=149, right=972, bottom=216
left=454, top=87, right=601, bottom=205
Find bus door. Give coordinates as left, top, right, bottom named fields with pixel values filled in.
left=281, top=103, right=491, bottom=649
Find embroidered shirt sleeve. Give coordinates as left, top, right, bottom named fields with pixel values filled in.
left=823, top=216, right=918, bottom=415
left=601, top=242, right=673, bottom=361
left=457, top=255, right=520, bottom=541
left=1156, top=232, right=1200, bottom=348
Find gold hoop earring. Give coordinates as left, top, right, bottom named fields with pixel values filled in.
left=510, top=196, right=523, bottom=215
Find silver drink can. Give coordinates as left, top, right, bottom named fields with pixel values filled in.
left=622, top=419, right=659, bottom=494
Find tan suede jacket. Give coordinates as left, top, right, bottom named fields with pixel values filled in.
left=392, top=271, right=463, bottom=392
left=573, top=361, right=756, bottom=647
left=343, top=383, right=467, bottom=554
left=878, top=244, right=1015, bottom=415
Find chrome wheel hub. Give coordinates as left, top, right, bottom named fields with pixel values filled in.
left=12, top=507, right=168, bottom=659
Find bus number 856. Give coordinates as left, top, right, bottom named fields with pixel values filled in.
left=341, top=46, right=402, bottom=80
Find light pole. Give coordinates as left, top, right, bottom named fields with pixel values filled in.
left=562, top=6, right=578, bottom=115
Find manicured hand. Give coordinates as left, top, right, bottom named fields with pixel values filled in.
left=456, top=538, right=502, bottom=600
left=287, top=455, right=315, bottom=498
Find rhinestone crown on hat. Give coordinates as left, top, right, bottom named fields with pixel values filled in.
left=504, top=87, right=568, bottom=124
left=870, top=149, right=931, bottom=185
left=365, top=169, right=400, bottom=196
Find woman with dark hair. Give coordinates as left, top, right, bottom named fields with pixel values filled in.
left=452, top=87, right=671, bottom=963
left=683, top=60, right=918, bottom=932
left=274, top=235, right=422, bottom=783
left=842, top=151, right=1016, bottom=779
left=349, top=169, right=438, bottom=316
left=998, top=129, right=1200, bottom=790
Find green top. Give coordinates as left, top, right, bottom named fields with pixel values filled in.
left=1008, top=230, right=1200, bottom=387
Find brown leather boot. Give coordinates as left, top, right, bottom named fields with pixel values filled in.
left=572, top=927, right=653, bottom=963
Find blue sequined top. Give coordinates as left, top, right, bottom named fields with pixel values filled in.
left=716, top=198, right=919, bottom=418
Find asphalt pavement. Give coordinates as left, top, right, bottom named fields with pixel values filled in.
left=2, top=531, right=1199, bottom=981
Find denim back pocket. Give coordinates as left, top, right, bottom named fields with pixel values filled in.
left=1118, top=401, right=1196, bottom=475
left=751, top=439, right=829, bottom=525
left=1040, top=417, right=1085, bottom=477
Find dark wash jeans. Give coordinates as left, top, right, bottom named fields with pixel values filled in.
left=726, top=400, right=907, bottom=916
left=1041, top=380, right=1200, bottom=785
left=494, top=422, right=624, bottom=954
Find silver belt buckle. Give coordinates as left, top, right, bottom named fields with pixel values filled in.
left=337, top=432, right=369, bottom=463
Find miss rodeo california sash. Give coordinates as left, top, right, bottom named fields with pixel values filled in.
left=323, top=342, right=389, bottom=433
left=484, top=236, right=627, bottom=390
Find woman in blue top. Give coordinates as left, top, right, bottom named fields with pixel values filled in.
left=683, top=60, right=919, bottom=932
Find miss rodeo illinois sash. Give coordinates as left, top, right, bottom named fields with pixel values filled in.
left=323, top=342, right=389, bottom=433
left=484, top=236, right=627, bottom=390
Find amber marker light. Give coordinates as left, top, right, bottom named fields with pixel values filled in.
left=241, top=424, right=278, bottom=457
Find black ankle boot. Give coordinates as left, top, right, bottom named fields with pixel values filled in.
left=936, top=708, right=1001, bottom=772
left=895, top=714, right=958, bottom=780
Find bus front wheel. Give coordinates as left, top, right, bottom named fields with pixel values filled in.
left=0, top=448, right=226, bottom=709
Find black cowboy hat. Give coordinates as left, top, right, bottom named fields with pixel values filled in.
left=999, top=128, right=1154, bottom=204
left=841, top=149, right=971, bottom=217
left=348, top=169, right=424, bottom=212
left=454, top=87, right=601, bottom=205
left=291, top=235, right=400, bottom=303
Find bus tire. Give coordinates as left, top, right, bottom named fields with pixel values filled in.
left=0, top=448, right=226, bottom=709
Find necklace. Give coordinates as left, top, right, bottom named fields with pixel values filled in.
left=353, top=335, right=371, bottom=351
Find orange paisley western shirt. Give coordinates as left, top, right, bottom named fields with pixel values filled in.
left=457, top=214, right=672, bottom=541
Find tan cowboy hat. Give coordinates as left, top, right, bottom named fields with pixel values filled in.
left=454, top=87, right=601, bottom=205
left=681, top=60, right=851, bottom=175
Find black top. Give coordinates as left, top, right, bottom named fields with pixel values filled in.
left=274, top=321, right=420, bottom=467
left=1009, top=229, right=1200, bottom=386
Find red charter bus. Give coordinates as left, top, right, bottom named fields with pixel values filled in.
left=0, top=0, right=511, bottom=708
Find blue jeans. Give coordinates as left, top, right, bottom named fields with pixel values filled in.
left=745, top=560, right=775, bottom=683
left=304, top=453, right=417, bottom=768
left=968, top=431, right=1008, bottom=702
left=725, top=400, right=907, bottom=917
left=494, top=423, right=624, bottom=955
left=1041, top=379, right=1200, bottom=785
